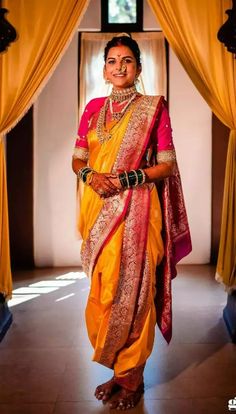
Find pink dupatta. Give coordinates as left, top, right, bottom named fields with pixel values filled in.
left=156, top=169, right=192, bottom=343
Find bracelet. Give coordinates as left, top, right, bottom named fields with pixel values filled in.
left=119, top=172, right=128, bottom=188
left=118, top=169, right=146, bottom=189
left=86, top=170, right=95, bottom=185
left=136, top=169, right=146, bottom=185
left=77, top=167, right=94, bottom=184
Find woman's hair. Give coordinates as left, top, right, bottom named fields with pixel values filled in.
left=104, top=34, right=141, bottom=66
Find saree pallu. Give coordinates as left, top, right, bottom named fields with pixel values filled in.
left=79, top=95, right=191, bottom=390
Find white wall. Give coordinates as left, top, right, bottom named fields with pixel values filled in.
left=33, top=0, right=211, bottom=266
left=79, top=0, right=101, bottom=30
left=34, top=34, right=81, bottom=266
left=169, top=51, right=211, bottom=263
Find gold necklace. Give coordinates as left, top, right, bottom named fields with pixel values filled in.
left=109, top=94, right=137, bottom=121
left=96, top=99, right=111, bottom=144
left=96, top=94, right=137, bottom=144
left=110, top=85, right=137, bottom=103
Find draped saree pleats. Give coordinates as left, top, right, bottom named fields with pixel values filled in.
left=80, top=96, right=164, bottom=389
left=78, top=94, right=191, bottom=390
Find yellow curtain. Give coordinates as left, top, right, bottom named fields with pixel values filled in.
left=0, top=0, right=90, bottom=298
left=147, top=0, right=236, bottom=290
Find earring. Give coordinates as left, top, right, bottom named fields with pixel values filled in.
left=134, top=76, right=140, bottom=84
left=105, top=79, right=111, bottom=84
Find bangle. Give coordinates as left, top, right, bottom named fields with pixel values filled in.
left=86, top=170, right=95, bottom=185
left=125, top=171, right=130, bottom=188
left=136, top=169, right=146, bottom=185
left=78, top=167, right=94, bottom=184
left=119, top=172, right=128, bottom=188
left=118, top=169, right=146, bottom=189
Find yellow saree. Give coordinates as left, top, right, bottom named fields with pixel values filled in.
left=79, top=95, right=165, bottom=390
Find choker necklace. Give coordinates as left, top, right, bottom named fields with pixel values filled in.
left=110, top=85, right=137, bottom=103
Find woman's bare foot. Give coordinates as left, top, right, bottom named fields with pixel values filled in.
left=95, top=377, right=121, bottom=404
left=109, top=383, right=144, bottom=410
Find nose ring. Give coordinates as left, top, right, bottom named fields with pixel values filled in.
left=119, top=63, right=127, bottom=73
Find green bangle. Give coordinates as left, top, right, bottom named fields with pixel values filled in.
left=119, top=172, right=128, bottom=188
left=118, top=169, right=146, bottom=189
left=78, top=167, right=93, bottom=183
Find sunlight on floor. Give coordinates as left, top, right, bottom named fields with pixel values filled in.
left=8, top=271, right=86, bottom=308
left=8, top=294, right=40, bottom=307
left=55, top=293, right=75, bottom=302
left=56, top=271, right=86, bottom=280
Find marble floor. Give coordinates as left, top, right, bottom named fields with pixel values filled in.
left=0, top=265, right=235, bottom=414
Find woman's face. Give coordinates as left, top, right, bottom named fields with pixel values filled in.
left=104, top=45, right=141, bottom=90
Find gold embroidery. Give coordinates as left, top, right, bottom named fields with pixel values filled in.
left=81, top=195, right=126, bottom=276
left=98, top=186, right=151, bottom=368
left=157, top=149, right=176, bottom=164
left=156, top=166, right=190, bottom=339
left=115, top=364, right=145, bottom=391
left=81, top=96, right=163, bottom=367
left=81, top=96, right=162, bottom=278
left=164, top=168, right=189, bottom=240
left=113, top=96, right=161, bottom=173
left=128, top=253, right=151, bottom=340
left=73, top=146, right=89, bottom=161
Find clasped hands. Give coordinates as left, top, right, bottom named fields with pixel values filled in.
left=90, top=172, right=122, bottom=198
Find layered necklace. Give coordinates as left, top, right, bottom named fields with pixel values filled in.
left=96, top=85, right=138, bottom=144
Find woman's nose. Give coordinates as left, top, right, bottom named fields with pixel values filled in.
left=117, top=62, right=126, bottom=72
left=116, top=61, right=122, bottom=71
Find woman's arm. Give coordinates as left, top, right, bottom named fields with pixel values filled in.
left=144, top=161, right=175, bottom=182
left=72, top=157, right=87, bottom=174
left=144, top=101, right=176, bottom=182
left=72, top=98, right=118, bottom=198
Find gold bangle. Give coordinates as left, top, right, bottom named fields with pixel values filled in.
left=86, top=170, right=94, bottom=185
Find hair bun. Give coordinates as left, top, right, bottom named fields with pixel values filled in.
left=115, top=32, right=131, bottom=38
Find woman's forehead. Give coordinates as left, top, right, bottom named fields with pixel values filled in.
left=106, top=45, right=135, bottom=59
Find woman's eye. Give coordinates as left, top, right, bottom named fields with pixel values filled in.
left=124, top=58, right=132, bottom=63
left=107, top=60, right=115, bottom=65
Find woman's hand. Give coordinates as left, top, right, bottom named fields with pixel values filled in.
left=90, top=173, right=121, bottom=198
left=108, top=176, right=122, bottom=191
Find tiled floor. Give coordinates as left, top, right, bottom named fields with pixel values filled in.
left=0, top=265, right=235, bottom=414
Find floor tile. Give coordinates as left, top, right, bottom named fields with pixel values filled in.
left=0, top=404, right=54, bottom=414
left=54, top=399, right=194, bottom=414
left=0, top=348, right=69, bottom=372
left=54, top=401, right=110, bottom=414
left=144, top=376, right=193, bottom=399
left=0, top=265, right=235, bottom=413
left=142, top=399, right=193, bottom=414
left=191, top=397, right=232, bottom=414
left=0, top=366, right=62, bottom=403
left=57, top=360, right=112, bottom=402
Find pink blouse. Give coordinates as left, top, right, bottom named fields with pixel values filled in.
left=73, top=97, right=176, bottom=165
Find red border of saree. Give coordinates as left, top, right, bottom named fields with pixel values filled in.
left=81, top=94, right=192, bottom=349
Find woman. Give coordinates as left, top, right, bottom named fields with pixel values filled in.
left=72, top=33, right=191, bottom=410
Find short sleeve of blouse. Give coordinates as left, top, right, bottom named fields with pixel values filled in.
left=156, top=102, right=176, bottom=164
left=72, top=103, right=91, bottom=162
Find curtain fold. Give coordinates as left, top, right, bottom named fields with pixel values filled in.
left=216, top=130, right=236, bottom=291
left=0, top=0, right=90, bottom=298
left=147, top=0, right=236, bottom=290
left=0, top=141, right=12, bottom=296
